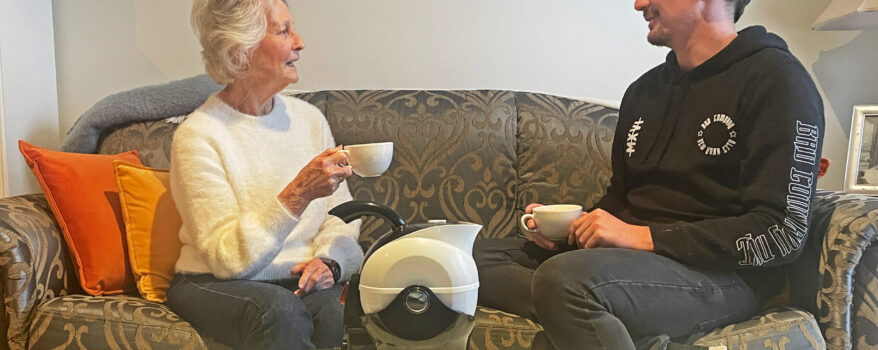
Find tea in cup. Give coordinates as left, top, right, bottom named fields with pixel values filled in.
left=341, top=142, right=393, bottom=177
left=520, top=204, right=583, bottom=240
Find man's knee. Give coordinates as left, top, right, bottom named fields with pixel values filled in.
left=532, top=251, right=582, bottom=303
left=532, top=249, right=634, bottom=305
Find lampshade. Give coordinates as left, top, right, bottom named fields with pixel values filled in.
left=812, top=0, right=878, bottom=30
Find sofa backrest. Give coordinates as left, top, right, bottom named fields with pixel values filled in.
left=97, top=90, right=618, bottom=247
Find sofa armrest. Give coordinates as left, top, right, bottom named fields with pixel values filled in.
left=852, top=245, right=878, bottom=349
left=0, top=194, right=77, bottom=350
left=804, top=190, right=878, bottom=350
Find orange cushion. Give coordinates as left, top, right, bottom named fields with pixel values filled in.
left=113, top=161, right=182, bottom=302
left=19, top=140, right=140, bottom=295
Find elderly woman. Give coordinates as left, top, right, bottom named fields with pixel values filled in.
left=165, top=0, right=362, bottom=349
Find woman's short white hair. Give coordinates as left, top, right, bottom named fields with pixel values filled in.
left=190, top=0, right=286, bottom=84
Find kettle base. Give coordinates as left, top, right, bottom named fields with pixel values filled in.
left=345, top=313, right=474, bottom=350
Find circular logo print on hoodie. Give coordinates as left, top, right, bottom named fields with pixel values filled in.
left=696, top=113, right=737, bottom=156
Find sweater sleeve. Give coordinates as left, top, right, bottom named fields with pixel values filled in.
left=310, top=114, right=364, bottom=282
left=649, top=62, right=824, bottom=269
left=170, top=124, right=299, bottom=279
left=313, top=181, right=363, bottom=282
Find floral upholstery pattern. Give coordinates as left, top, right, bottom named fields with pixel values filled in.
left=1, top=90, right=874, bottom=350
left=98, top=119, right=182, bottom=169
left=469, top=308, right=542, bottom=350
left=514, top=93, right=617, bottom=236
left=0, top=194, right=77, bottom=350
left=319, top=90, right=519, bottom=245
left=27, top=295, right=227, bottom=350
left=853, top=246, right=878, bottom=349
left=807, top=191, right=878, bottom=350
left=693, top=307, right=825, bottom=349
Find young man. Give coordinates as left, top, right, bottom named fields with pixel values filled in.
left=473, top=0, right=825, bottom=349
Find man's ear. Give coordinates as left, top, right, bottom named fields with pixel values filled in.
left=818, top=158, right=830, bottom=178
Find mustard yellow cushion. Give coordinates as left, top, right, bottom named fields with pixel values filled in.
left=113, top=161, right=182, bottom=302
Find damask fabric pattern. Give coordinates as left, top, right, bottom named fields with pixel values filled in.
left=8, top=90, right=877, bottom=350
left=693, top=307, right=826, bottom=349
left=0, top=194, right=77, bottom=350
left=853, top=246, right=878, bottom=350
left=26, top=295, right=535, bottom=350
left=26, top=295, right=230, bottom=350
left=314, top=90, right=520, bottom=245
left=808, top=191, right=878, bottom=350
left=469, top=308, right=542, bottom=350
left=97, top=119, right=182, bottom=169
left=514, top=93, right=618, bottom=234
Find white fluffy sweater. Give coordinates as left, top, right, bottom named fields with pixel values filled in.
left=170, top=93, right=363, bottom=282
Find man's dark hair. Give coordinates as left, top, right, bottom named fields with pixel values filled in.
left=732, top=0, right=751, bottom=22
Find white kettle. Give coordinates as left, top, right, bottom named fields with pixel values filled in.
left=329, top=201, right=481, bottom=349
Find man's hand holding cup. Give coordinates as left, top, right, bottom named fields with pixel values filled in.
left=520, top=203, right=583, bottom=251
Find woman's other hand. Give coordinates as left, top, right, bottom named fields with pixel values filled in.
left=278, top=146, right=352, bottom=216
left=291, top=258, right=335, bottom=297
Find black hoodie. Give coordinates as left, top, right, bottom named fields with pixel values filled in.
left=596, top=26, right=824, bottom=282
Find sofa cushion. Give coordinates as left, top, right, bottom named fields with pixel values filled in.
left=97, top=117, right=184, bottom=168
left=114, top=161, right=182, bottom=303
left=28, top=295, right=537, bottom=350
left=514, top=93, right=618, bottom=231
left=471, top=307, right=543, bottom=349
left=19, top=141, right=141, bottom=296
left=318, top=90, right=520, bottom=244
left=28, top=295, right=229, bottom=350
left=692, top=306, right=826, bottom=349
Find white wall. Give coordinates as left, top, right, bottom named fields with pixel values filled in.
left=51, top=0, right=878, bottom=190
left=738, top=0, right=878, bottom=191
left=1, top=0, right=60, bottom=196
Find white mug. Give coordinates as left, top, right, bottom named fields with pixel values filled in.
left=341, top=142, right=393, bottom=177
left=520, top=205, right=583, bottom=240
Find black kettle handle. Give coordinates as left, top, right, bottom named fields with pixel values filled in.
left=328, top=200, right=406, bottom=229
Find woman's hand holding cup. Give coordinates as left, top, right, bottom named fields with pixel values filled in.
left=279, top=146, right=352, bottom=216
left=338, top=142, right=393, bottom=177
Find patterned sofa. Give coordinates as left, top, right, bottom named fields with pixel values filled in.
left=0, top=89, right=875, bottom=350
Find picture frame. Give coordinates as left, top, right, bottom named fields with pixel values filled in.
left=844, top=105, right=878, bottom=193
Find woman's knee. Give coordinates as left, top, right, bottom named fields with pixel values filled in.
left=240, top=286, right=315, bottom=348
left=249, top=286, right=313, bottom=328
left=303, top=285, right=344, bottom=326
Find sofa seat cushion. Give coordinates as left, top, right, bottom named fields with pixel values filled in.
left=26, top=295, right=538, bottom=350
left=472, top=307, right=542, bottom=349
left=27, top=295, right=229, bottom=350
left=692, top=306, right=826, bottom=349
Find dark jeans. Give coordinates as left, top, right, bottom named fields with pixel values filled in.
left=166, top=273, right=344, bottom=350
left=474, top=238, right=760, bottom=350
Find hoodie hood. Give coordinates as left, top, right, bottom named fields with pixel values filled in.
left=665, top=26, right=790, bottom=80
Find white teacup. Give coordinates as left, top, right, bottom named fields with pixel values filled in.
left=341, top=142, right=393, bottom=177
left=520, top=204, right=583, bottom=240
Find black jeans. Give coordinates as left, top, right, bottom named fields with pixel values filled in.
left=474, top=238, right=760, bottom=350
left=166, top=273, right=344, bottom=350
